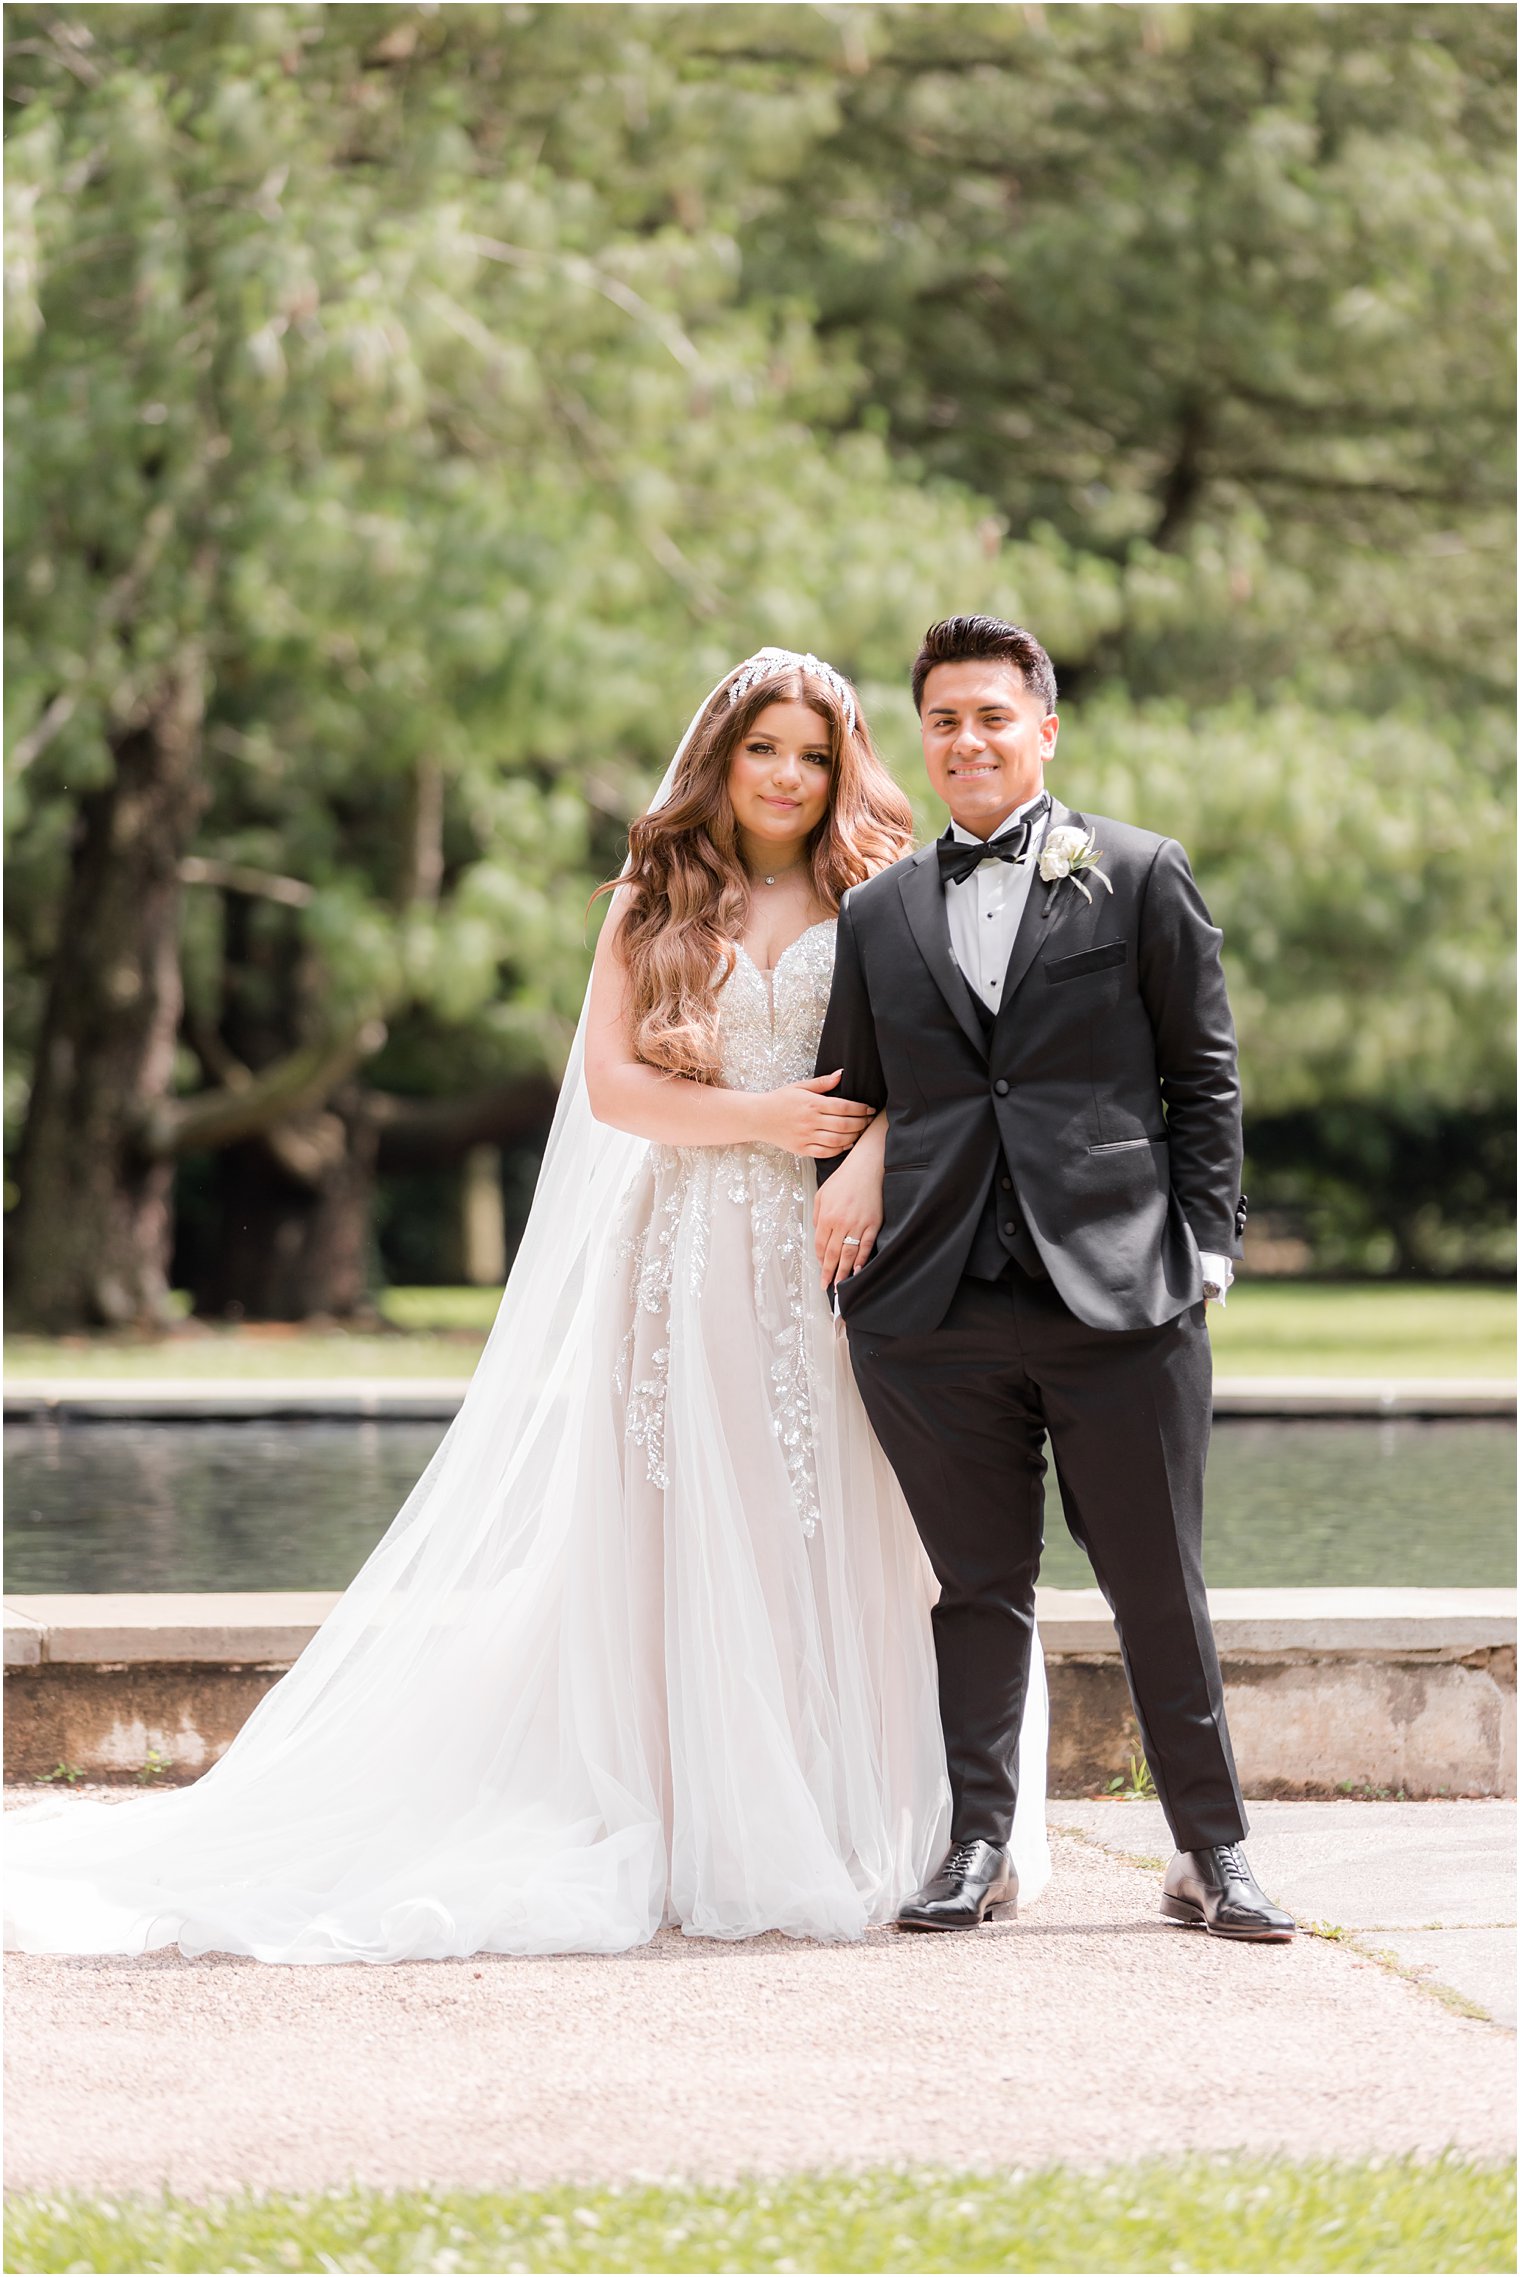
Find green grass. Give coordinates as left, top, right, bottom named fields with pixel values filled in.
left=4, top=2158, right=1513, bottom=2274
left=1205, top=1282, right=1515, bottom=1380
left=4, top=1282, right=1514, bottom=1383
left=1, top=1286, right=500, bottom=1381
left=372, top=1287, right=504, bottom=1334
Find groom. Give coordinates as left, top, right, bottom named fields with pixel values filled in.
left=816, top=615, right=1293, bottom=1941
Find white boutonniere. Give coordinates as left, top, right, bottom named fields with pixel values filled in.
left=1038, top=823, right=1114, bottom=903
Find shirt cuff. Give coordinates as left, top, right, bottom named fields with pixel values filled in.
left=1197, top=1250, right=1234, bottom=1305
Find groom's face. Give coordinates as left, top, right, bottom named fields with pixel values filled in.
left=919, top=661, right=1059, bottom=840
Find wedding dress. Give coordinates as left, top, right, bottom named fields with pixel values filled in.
left=6, top=696, right=1050, bottom=1964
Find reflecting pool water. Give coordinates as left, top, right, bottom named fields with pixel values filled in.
left=4, top=1416, right=1513, bottom=1594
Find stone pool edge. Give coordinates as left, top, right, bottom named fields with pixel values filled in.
left=5, top=1587, right=1514, bottom=1801
left=6, top=1376, right=1517, bottom=1419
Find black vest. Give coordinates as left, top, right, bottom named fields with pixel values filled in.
left=956, top=972, right=1047, bottom=1283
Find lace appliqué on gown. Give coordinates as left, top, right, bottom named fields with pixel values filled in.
left=614, top=922, right=836, bottom=1535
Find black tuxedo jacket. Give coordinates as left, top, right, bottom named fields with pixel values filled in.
left=815, top=799, right=1244, bottom=1336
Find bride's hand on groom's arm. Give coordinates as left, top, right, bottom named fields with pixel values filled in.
left=812, top=1110, right=887, bottom=1288
left=754, top=1072, right=875, bottom=1161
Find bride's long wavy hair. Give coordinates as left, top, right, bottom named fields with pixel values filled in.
left=603, top=660, right=914, bottom=1083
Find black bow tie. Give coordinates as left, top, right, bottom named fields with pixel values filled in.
left=936, top=798, right=1050, bottom=889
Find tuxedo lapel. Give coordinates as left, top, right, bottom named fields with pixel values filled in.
left=896, top=845, right=986, bottom=1054
left=996, top=799, right=1085, bottom=1014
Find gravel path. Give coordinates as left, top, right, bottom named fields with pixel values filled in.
left=5, top=1807, right=1512, bottom=2197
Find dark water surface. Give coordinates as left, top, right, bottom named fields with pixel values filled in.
left=4, top=1416, right=1513, bottom=1594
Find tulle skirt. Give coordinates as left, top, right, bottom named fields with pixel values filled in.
left=6, top=1139, right=1049, bottom=1961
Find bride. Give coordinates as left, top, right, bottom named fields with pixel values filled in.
left=6, top=649, right=1049, bottom=1963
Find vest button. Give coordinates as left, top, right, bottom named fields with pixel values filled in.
left=993, top=1078, right=1010, bottom=1096
left=1000, top=1176, right=1013, bottom=1191
left=1002, top=1221, right=1019, bottom=1238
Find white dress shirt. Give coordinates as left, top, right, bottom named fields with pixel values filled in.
left=943, top=793, right=1050, bottom=1014
left=941, top=793, right=1234, bottom=1304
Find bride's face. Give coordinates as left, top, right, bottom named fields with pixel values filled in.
left=727, top=700, right=834, bottom=857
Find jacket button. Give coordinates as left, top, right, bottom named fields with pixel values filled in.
left=993, top=1078, right=1009, bottom=1097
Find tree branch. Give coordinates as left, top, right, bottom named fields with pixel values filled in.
left=398, top=755, right=444, bottom=911
left=465, top=235, right=706, bottom=377
left=8, top=691, right=76, bottom=776
left=1219, top=466, right=1497, bottom=504
left=139, top=1020, right=387, bottom=1159
left=178, top=855, right=315, bottom=907
left=41, top=12, right=101, bottom=86
left=11, top=499, right=188, bottom=776
left=552, top=385, right=722, bottom=617
left=1224, top=379, right=1497, bottom=431
left=370, top=1076, right=559, bottom=1171
left=263, top=1111, right=350, bottom=1189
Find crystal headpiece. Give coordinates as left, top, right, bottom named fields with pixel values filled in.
left=725, top=646, right=857, bottom=734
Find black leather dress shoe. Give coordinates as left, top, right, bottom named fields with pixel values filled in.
left=898, top=1839, right=1017, bottom=1931
left=1161, top=1844, right=1295, bottom=1941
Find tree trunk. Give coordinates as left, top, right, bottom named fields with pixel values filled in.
left=7, top=669, right=208, bottom=1332
left=185, top=1074, right=561, bottom=1318
left=460, top=1144, right=507, bottom=1285
left=193, top=1093, right=381, bottom=1323
left=1152, top=395, right=1212, bottom=550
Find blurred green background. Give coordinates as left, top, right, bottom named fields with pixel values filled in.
left=5, top=2, right=1514, bottom=1337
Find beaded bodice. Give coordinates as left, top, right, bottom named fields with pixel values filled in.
left=715, top=921, right=837, bottom=1092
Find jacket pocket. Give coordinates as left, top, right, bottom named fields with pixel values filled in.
left=1089, top=1135, right=1164, bottom=1154
left=1046, top=939, right=1128, bottom=983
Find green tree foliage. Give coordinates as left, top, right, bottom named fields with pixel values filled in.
left=2, top=3, right=1048, bottom=1324
left=742, top=3, right=1514, bottom=705
left=4, top=4, right=1513, bottom=1323
left=731, top=1, right=1516, bottom=1266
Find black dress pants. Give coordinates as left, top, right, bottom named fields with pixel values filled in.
left=848, top=1265, right=1247, bottom=1855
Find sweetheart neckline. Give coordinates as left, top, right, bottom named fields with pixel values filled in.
left=730, top=919, right=835, bottom=980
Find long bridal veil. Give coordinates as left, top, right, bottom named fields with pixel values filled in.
left=6, top=658, right=1050, bottom=1962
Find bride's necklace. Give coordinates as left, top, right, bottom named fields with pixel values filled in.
left=750, top=858, right=809, bottom=888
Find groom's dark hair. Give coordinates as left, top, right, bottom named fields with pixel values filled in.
left=912, top=616, right=1058, bottom=716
